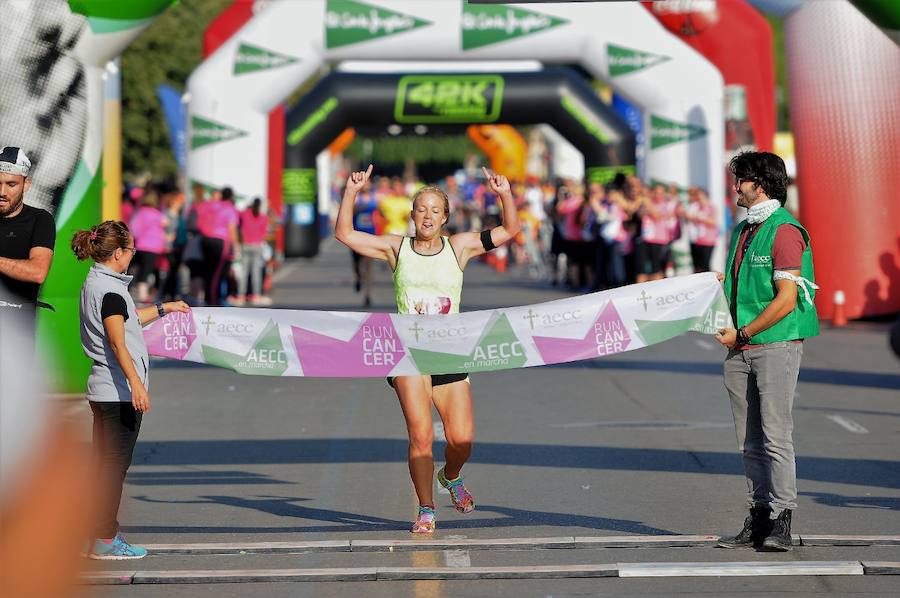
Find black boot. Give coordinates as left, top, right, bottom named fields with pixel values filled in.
left=761, top=509, right=793, bottom=552
left=717, top=505, right=773, bottom=549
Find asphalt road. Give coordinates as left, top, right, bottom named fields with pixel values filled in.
left=76, top=239, right=899, bottom=597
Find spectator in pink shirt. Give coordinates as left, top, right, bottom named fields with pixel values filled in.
left=684, top=186, right=719, bottom=272
left=636, top=185, right=670, bottom=282
left=129, top=190, right=169, bottom=302
left=236, top=197, right=270, bottom=306
left=557, top=185, right=592, bottom=290
left=200, top=187, right=240, bottom=306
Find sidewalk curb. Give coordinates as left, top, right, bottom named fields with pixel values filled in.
left=82, top=560, right=893, bottom=585
left=139, top=534, right=900, bottom=555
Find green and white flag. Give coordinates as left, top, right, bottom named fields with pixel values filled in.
left=461, top=2, right=568, bottom=50
left=191, top=115, right=248, bottom=150
left=145, top=274, right=732, bottom=377
left=325, top=0, right=430, bottom=48
left=234, top=43, right=298, bottom=75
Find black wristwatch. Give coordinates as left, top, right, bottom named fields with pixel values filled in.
left=155, top=302, right=165, bottom=319
left=736, top=326, right=752, bottom=346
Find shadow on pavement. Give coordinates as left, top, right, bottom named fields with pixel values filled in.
left=800, top=491, right=900, bottom=511
left=134, top=438, right=900, bottom=490
left=149, top=357, right=900, bottom=391
left=556, top=359, right=900, bottom=391
left=126, top=471, right=290, bottom=486
left=125, top=494, right=674, bottom=536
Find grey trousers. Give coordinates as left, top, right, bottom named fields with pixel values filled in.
left=238, top=243, right=265, bottom=298
left=724, top=342, right=803, bottom=513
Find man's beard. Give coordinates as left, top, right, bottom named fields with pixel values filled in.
left=0, top=192, right=24, bottom=217
left=736, top=187, right=758, bottom=209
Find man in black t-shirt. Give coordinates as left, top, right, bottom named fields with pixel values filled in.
left=0, top=146, right=56, bottom=331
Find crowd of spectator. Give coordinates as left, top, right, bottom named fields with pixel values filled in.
left=333, top=169, right=721, bottom=295
left=121, top=182, right=277, bottom=306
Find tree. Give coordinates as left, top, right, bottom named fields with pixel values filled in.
left=121, top=0, right=228, bottom=180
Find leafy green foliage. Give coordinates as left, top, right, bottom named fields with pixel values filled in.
left=121, top=0, right=228, bottom=180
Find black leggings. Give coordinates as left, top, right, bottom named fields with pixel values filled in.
left=691, top=243, right=715, bottom=273
left=133, top=251, right=158, bottom=284
left=201, top=236, right=230, bottom=306
left=90, top=402, right=142, bottom=539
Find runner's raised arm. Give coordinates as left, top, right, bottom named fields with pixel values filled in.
left=335, top=164, right=401, bottom=267
left=450, top=166, right=521, bottom=270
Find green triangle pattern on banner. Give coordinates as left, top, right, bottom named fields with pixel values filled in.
left=650, top=114, right=707, bottom=150
left=634, top=291, right=731, bottom=345
left=461, top=1, right=568, bottom=51
left=607, top=44, right=670, bottom=77
left=234, top=43, right=299, bottom=75
left=633, top=317, right=703, bottom=346
left=191, top=116, right=248, bottom=150
left=325, top=0, right=431, bottom=49
left=201, top=320, right=288, bottom=376
left=409, top=313, right=528, bottom=373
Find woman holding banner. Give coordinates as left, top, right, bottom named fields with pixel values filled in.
left=336, top=164, right=520, bottom=534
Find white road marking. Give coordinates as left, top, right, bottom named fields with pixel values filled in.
left=825, top=415, right=869, bottom=434
left=618, top=561, right=863, bottom=577
left=443, top=550, right=471, bottom=568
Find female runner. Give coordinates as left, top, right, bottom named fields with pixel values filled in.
left=336, top=164, right=519, bottom=533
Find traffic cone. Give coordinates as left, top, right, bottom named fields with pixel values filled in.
left=495, top=246, right=508, bottom=273
left=832, top=290, right=847, bottom=327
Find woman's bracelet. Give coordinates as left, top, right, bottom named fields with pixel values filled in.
left=156, top=302, right=165, bottom=319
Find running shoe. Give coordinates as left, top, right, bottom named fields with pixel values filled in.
left=88, top=533, right=148, bottom=560
left=437, top=466, right=475, bottom=514
left=411, top=505, right=436, bottom=534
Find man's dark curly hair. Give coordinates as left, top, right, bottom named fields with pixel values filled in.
left=729, top=151, right=788, bottom=205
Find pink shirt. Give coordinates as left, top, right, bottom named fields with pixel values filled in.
left=557, top=196, right=586, bottom=241
left=642, top=199, right=670, bottom=245
left=129, top=207, right=167, bottom=254
left=240, top=210, right=268, bottom=244
left=202, top=201, right=239, bottom=241
left=686, top=201, right=719, bottom=246
left=665, top=197, right=681, bottom=242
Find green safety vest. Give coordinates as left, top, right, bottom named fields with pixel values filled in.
left=723, top=208, right=819, bottom=344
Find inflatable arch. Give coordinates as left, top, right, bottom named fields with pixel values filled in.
left=187, top=0, right=725, bottom=258
left=747, top=0, right=900, bottom=319
left=281, top=68, right=636, bottom=256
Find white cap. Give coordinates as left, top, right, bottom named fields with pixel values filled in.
left=0, top=146, right=31, bottom=177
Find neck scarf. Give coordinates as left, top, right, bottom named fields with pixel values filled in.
left=746, top=199, right=781, bottom=224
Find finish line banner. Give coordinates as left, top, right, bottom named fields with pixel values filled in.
left=143, top=273, right=732, bottom=377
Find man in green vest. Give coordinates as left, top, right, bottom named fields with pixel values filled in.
left=714, top=151, right=819, bottom=552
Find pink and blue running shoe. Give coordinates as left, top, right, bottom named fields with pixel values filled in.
left=438, top=466, right=475, bottom=514
left=411, top=505, right=436, bottom=534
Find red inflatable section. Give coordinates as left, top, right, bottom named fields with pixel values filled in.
left=643, top=0, right=775, bottom=153
left=785, top=3, right=900, bottom=320
left=204, top=0, right=284, bottom=240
